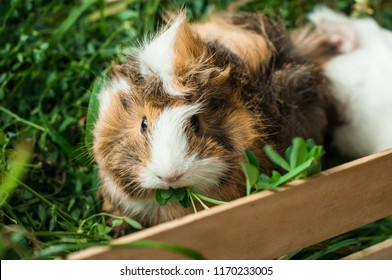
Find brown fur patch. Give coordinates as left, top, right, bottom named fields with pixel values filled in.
left=291, top=24, right=338, bottom=66
left=192, top=13, right=275, bottom=73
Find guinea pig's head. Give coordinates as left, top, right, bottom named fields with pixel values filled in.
left=93, top=13, right=263, bottom=208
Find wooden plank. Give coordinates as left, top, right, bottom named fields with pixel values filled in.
left=69, top=149, right=392, bottom=260
left=342, top=239, right=392, bottom=260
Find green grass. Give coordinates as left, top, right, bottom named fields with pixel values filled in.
left=1, top=0, right=392, bottom=259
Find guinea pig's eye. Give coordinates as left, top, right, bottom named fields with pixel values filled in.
left=141, top=116, right=148, bottom=133
left=190, top=115, right=200, bottom=134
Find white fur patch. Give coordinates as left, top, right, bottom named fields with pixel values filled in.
left=139, top=104, right=228, bottom=193
left=138, top=13, right=185, bottom=96
left=111, top=76, right=131, bottom=93
left=97, top=77, right=130, bottom=115
left=308, top=6, right=348, bottom=23
left=101, top=170, right=157, bottom=217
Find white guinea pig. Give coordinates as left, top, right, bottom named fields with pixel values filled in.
left=309, top=6, right=392, bottom=158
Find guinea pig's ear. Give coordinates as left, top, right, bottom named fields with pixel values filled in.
left=317, top=20, right=358, bottom=53
left=137, top=12, right=210, bottom=96
left=171, top=15, right=208, bottom=75
left=308, top=6, right=359, bottom=54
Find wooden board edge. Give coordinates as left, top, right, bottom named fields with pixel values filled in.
left=342, top=238, right=392, bottom=260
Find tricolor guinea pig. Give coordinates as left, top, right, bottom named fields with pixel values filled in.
left=309, top=6, right=392, bottom=158
left=93, top=11, right=337, bottom=226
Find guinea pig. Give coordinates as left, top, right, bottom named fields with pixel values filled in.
left=93, top=11, right=338, bottom=226
left=309, top=6, right=392, bottom=158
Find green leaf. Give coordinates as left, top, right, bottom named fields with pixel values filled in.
left=96, top=224, right=107, bottom=235
left=111, top=219, right=123, bottom=227
left=290, top=137, right=307, bottom=169
left=121, top=217, right=143, bottom=230
left=308, top=146, right=318, bottom=159
left=38, top=204, right=47, bottom=223
left=155, top=189, right=173, bottom=206
left=305, top=138, right=316, bottom=152
left=307, top=156, right=323, bottom=176
left=173, top=187, right=186, bottom=201
left=67, top=198, right=76, bottom=212
left=105, top=224, right=113, bottom=234
left=159, top=189, right=173, bottom=200
left=178, top=195, right=191, bottom=208
left=244, top=149, right=259, bottom=169
left=270, top=170, right=282, bottom=182
left=174, top=188, right=191, bottom=208
left=264, top=145, right=291, bottom=171
left=49, top=213, right=57, bottom=231
left=285, top=145, right=293, bottom=163
left=316, top=146, right=325, bottom=159
left=256, top=174, right=272, bottom=190
left=241, top=163, right=260, bottom=195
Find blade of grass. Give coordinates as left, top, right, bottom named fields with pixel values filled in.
left=37, top=69, right=78, bottom=158
left=78, top=212, right=143, bottom=232
left=116, top=240, right=205, bottom=260
left=87, top=0, right=128, bottom=22
left=0, top=105, right=45, bottom=132
left=192, top=193, right=225, bottom=205
left=305, top=239, right=360, bottom=260
left=0, top=142, right=32, bottom=208
left=281, top=249, right=302, bottom=260
left=53, top=0, right=98, bottom=40
left=36, top=240, right=205, bottom=260
left=39, top=111, right=76, bottom=157
left=188, top=189, right=198, bottom=213
left=0, top=0, right=22, bottom=32
left=270, top=159, right=315, bottom=188
left=85, top=76, right=103, bottom=149
left=190, top=193, right=209, bottom=210
left=6, top=174, right=79, bottom=225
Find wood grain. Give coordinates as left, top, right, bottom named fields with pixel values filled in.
left=69, top=149, right=392, bottom=260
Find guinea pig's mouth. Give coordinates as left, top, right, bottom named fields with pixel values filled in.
left=154, top=186, right=226, bottom=208
left=140, top=158, right=229, bottom=194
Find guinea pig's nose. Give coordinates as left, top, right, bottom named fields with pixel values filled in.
left=158, top=173, right=184, bottom=185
